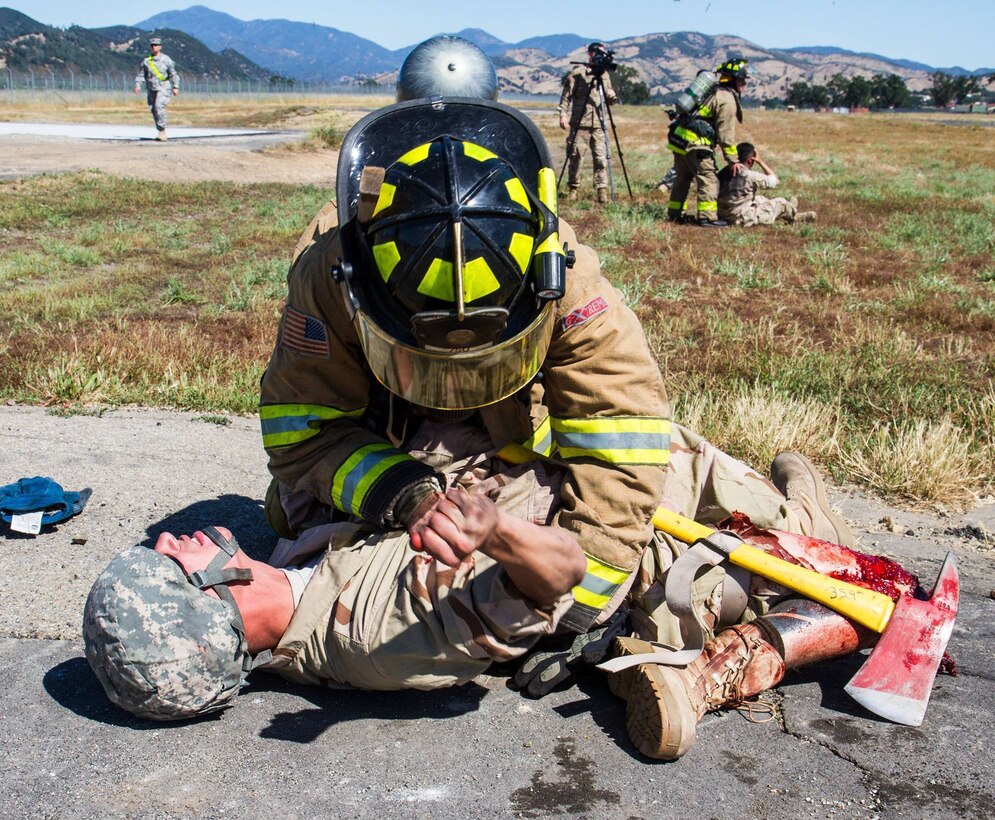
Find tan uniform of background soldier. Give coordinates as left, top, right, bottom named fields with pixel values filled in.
left=718, top=142, right=817, bottom=226
left=559, top=43, right=616, bottom=203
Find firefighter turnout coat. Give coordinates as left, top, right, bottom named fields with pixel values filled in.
left=259, top=207, right=671, bottom=631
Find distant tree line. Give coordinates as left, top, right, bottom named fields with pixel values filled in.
left=785, top=71, right=993, bottom=110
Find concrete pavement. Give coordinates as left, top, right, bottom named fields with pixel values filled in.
left=0, top=406, right=992, bottom=818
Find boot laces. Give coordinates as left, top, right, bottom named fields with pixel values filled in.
left=703, top=638, right=754, bottom=709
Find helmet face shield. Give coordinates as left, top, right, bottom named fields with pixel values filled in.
left=354, top=301, right=555, bottom=410
left=335, top=99, right=566, bottom=409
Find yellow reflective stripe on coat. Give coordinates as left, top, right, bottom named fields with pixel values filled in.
left=260, top=403, right=365, bottom=449
left=146, top=57, right=167, bottom=81
left=521, top=415, right=553, bottom=457
left=673, top=125, right=712, bottom=147
left=572, top=554, right=631, bottom=609
left=332, top=443, right=416, bottom=514
left=550, top=416, right=671, bottom=465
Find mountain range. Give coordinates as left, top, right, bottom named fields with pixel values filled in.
left=3, top=5, right=992, bottom=100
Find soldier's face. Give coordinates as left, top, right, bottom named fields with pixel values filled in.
left=155, top=527, right=240, bottom=601
left=151, top=44, right=162, bottom=54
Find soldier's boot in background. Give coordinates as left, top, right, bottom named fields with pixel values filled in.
left=788, top=196, right=798, bottom=210
left=609, top=598, right=871, bottom=760
left=770, top=451, right=854, bottom=547
left=567, top=188, right=579, bottom=201
left=596, top=187, right=610, bottom=205
left=795, top=211, right=817, bottom=223
left=156, top=130, right=167, bottom=141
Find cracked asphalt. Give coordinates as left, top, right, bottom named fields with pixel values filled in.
left=1, top=405, right=993, bottom=819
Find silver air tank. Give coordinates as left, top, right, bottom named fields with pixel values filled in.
left=396, top=35, right=498, bottom=101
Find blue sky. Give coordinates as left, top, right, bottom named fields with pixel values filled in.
left=8, top=0, right=993, bottom=70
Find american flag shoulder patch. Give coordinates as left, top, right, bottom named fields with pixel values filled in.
left=281, top=305, right=329, bottom=357
left=561, top=296, right=609, bottom=331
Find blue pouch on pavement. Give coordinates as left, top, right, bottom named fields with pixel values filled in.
left=0, top=476, right=92, bottom=527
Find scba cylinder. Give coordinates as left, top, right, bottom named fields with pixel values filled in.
left=396, top=36, right=498, bottom=102
left=675, top=70, right=715, bottom=115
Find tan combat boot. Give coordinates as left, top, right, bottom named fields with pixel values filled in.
left=567, top=188, right=579, bottom=201
left=795, top=211, right=817, bottom=223
left=608, top=623, right=785, bottom=760
left=596, top=187, right=610, bottom=205
left=770, top=451, right=854, bottom=547
left=607, top=599, right=871, bottom=760
left=156, top=130, right=167, bottom=141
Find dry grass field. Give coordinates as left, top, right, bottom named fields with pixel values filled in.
left=1, top=94, right=992, bottom=509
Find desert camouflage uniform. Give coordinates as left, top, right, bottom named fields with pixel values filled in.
left=667, top=83, right=741, bottom=222
left=264, top=421, right=575, bottom=689
left=718, top=166, right=797, bottom=226
left=261, top=205, right=670, bottom=634
left=559, top=65, right=615, bottom=192
left=135, top=52, right=179, bottom=132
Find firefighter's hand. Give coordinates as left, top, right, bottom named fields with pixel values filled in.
left=730, top=161, right=744, bottom=176
left=409, top=487, right=496, bottom=568
left=512, top=609, right=630, bottom=697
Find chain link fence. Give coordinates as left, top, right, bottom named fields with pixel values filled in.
left=1, top=68, right=394, bottom=98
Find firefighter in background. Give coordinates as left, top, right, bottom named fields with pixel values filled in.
left=666, top=57, right=749, bottom=226
left=558, top=42, right=617, bottom=204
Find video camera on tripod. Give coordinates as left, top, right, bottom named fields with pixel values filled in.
left=559, top=41, right=632, bottom=202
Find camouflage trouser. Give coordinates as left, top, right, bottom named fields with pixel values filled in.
left=566, top=125, right=609, bottom=190
left=724, top=195, right=797, bottom=227
left=629, top=423, right=806, bottom=649
left=146, top=89, right=172, bottom=131
left=668, top=151, right=719, bottom=221
left=266, top=422, right=573, bottom=690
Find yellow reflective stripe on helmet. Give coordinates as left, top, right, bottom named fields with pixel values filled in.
left=551, top=416, right=671, bottom=465
left=260, top=403, right=365, bottom=449
left=504, top=177, right=532, bottom=213
left=537, top=167, right=558, bottom=216
left=417, top=257, right=455, bottom=299
left=396, top=143, right=432, bottom=166
left=332, top=443, right=414, bottom=513
left=372, top=182, right=396, bottom=218
left=463, top=257, right=500, bottom=302
left=372, top=241, right=402, bottom=283
left=535, top=232, right=564, bottom=256
left=572, top=554, right=631, bottom=609
left=146, top=57, right=167, bottom=81
left=509, top=232, right=535, bottom=274
left=463, top=141, right=498, bottom=162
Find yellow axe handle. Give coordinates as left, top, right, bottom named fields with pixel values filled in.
left=652, top=507, right=896, bottom=633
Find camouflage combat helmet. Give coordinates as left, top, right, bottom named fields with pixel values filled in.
left=83, top=527, right=258, bottom=721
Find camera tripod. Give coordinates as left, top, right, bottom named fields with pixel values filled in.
left=557, top=66, right=633, bottom=203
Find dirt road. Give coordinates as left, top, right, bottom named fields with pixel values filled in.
left=0, top=124, right=339, bottom=184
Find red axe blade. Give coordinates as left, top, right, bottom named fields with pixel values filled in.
left=844, top=551, right=959, bottom=726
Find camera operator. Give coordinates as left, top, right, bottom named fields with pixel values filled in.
left=558, top=42, right=617, bottom=204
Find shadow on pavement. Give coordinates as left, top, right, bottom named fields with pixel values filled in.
left=43, top=656, right=225, bottom=730
left=250, top=674, right=487, bottom=743
left=142, top=493, right=275, bottom=560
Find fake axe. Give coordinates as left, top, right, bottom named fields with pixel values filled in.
left=653, top=508, right=959, bottom=726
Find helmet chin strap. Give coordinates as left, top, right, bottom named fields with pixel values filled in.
left=185, top=526, right=272, bottom=678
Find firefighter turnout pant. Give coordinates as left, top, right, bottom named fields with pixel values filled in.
left=668, top=151, right=719, bottom=223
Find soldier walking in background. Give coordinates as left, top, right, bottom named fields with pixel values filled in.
left=134, top=36, right=180, bottom=141
left=666, top=57, right=748, bottom=227
left=559, top=42, right=617, bottom=204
